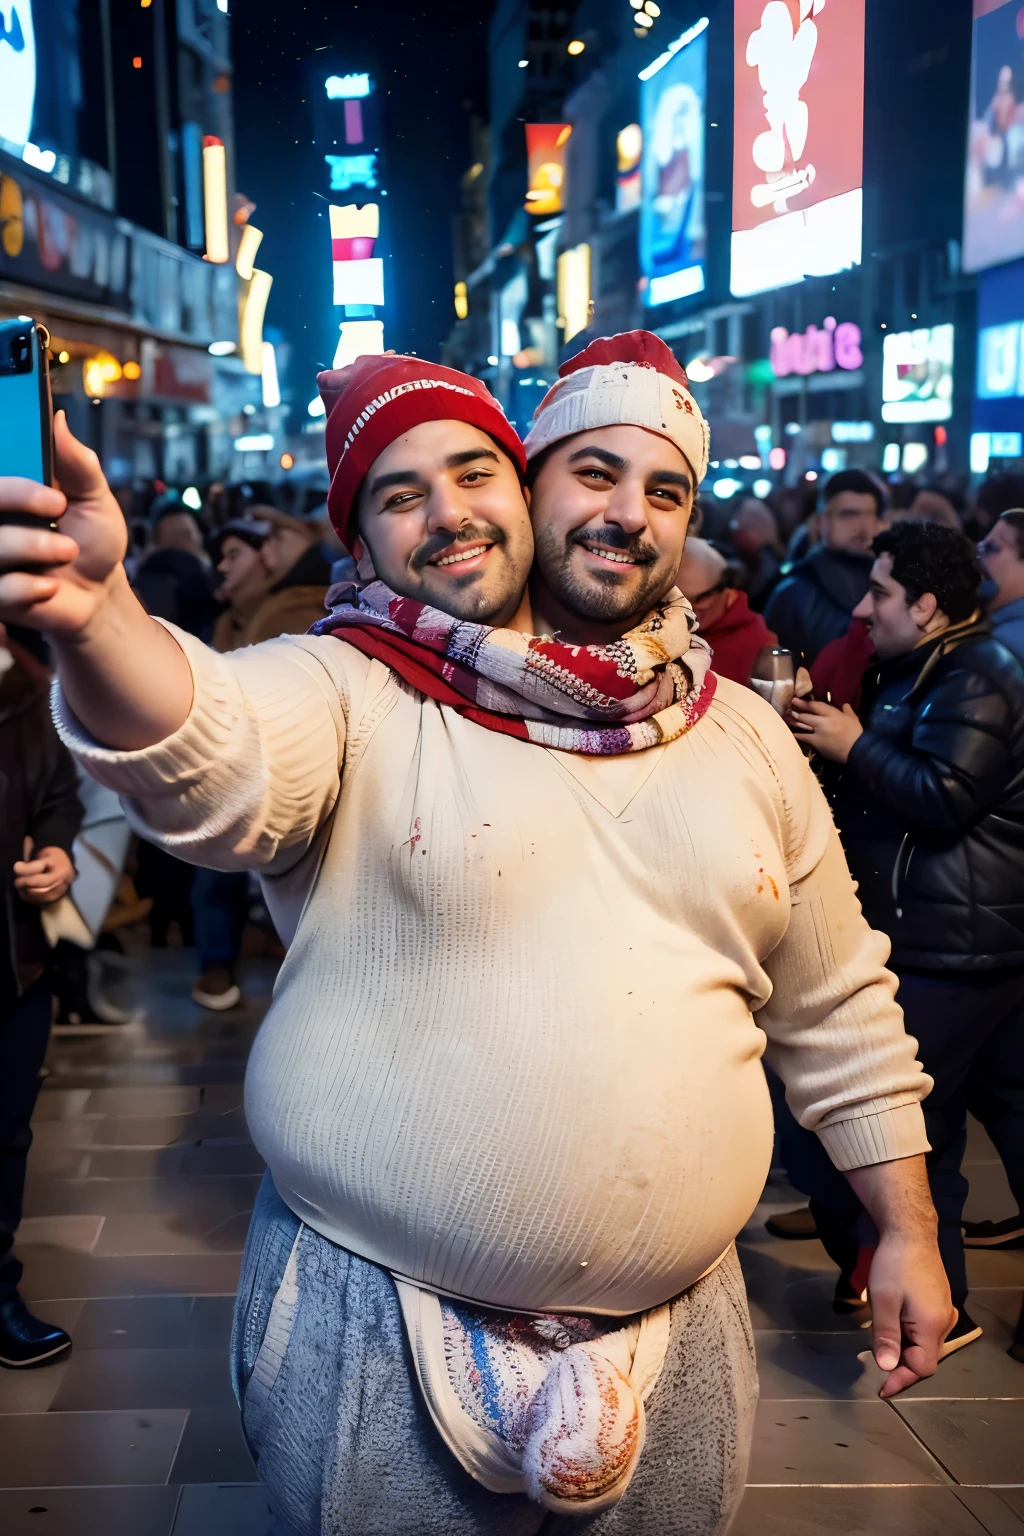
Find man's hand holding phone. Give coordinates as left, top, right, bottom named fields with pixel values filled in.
left=0, top=411, right=193, bottom=750
left=0, top=411, right=129, bottom=641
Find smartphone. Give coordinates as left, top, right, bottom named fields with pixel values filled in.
left=0, top=317, right=54, bottom=484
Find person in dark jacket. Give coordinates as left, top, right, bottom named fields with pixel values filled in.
left=789, top=521, right=1024, bottom=1362
left=763, top=469, right=884, bottom=664
left=0, top=627, right=82, bottom=1367
left=133, top=502, right=220, bottom=642
left=979, top=508, right=1024, bottom=665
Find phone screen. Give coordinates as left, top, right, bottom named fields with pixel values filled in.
left=0, top=321, right=46, bottom=481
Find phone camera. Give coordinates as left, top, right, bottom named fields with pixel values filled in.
left=0, top=330, right=34, bottom=377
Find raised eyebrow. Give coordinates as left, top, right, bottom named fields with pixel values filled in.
left=567, top=445, right=629, bottom=472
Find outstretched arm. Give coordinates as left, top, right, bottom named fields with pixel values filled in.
left=0, top=413, right=193, bottom=748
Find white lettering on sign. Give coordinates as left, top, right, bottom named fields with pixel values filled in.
left=770, top=316, right=862, bottom=378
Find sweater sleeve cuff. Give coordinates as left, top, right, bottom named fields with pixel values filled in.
left=51, top=623, right=243, bottom=799
left=815, top=1097, right=931, bottom=1171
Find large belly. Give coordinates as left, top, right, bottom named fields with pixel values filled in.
left=245, top=952, right=774, bottom=1315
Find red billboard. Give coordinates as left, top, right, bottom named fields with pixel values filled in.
left=525, top=124, right=571, bottom=217
left=731, top=0, right=865, bottom=295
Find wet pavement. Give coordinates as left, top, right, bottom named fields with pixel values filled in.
left=1, top=944, right=1022, bottom=1534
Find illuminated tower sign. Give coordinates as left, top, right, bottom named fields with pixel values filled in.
left=319, top=69, right=385, bottom=367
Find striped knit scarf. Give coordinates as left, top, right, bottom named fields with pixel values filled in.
left=312, top=580, right=716, bottom=755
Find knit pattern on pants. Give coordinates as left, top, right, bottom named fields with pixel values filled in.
left=231, top=1172, right=758, bottom=1536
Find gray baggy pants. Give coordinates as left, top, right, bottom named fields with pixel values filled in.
left=231, top=1172, right=758, bottom=1536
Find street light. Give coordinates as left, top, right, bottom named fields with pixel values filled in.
left=567, top=39, right=585, bottom=55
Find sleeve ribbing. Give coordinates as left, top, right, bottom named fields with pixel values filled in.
left=53, top=623, right=350, bottom=877
left=758, top=810, right=931, bottom=1172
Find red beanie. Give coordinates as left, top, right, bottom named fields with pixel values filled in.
left=318, top=355, right=527, bottom=550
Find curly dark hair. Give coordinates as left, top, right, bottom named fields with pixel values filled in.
left=871, top=521, right=980, bottom=624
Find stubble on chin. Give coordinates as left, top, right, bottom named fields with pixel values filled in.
left=418, top=557, right=525, bottom=625
left=544, top=551, right=667, bottom=624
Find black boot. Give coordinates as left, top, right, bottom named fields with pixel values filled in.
left=1011, top=1296, right=1024, bottom=1365
left=0, top=1296, right=72, bottom=1368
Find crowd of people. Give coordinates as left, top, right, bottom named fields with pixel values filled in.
left=0, top=334, right=1022, bottom=1533
left=684, top=464, right=1024, bottom=1366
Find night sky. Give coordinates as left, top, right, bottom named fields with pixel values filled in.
left=232, top=1, right=490, bottom=420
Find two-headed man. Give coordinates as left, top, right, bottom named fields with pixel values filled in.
left=0, top=332, right=950, bottom=1535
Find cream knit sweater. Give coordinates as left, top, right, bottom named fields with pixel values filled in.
left=56, top=626, right=930, bottom=1315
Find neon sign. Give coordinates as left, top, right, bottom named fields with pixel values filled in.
left=769, top=316, right=862, bottom=378
left=325, top=154, right=377, bottom=192
left=326, top=74, right=370, bottom=100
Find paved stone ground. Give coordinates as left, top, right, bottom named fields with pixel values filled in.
left=0, top=944, right=1022, bottom=1534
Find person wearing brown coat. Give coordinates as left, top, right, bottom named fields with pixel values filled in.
left=210, top=516, right=273, bottom=654
left=242, top=512, right=332, bottom=645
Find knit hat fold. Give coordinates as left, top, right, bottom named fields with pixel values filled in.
left=523, top=330, right=710, bottom=485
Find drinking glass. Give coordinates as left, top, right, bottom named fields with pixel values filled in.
left=749, top=646, right=796, bottom=715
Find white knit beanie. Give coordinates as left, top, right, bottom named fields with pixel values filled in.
left=523, top=331, right=710, bottom=485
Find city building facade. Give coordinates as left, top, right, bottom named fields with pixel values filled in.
left=443, top=0, right=1003, bottom=499
left=0, top=0, right=275, bottom=489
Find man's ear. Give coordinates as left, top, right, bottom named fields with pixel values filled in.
left=910, top=590, right=940, bottom=630
left=351, top=535, right=376, bottom=582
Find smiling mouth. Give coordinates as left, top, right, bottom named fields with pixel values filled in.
left=580, top=543, right=639, bottom=567
left=430, top=541, right=493, bottom=569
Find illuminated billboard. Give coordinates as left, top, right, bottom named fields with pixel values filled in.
left=978, top=320, right=1024, bottom=398
left=639, top=21, right=707, bottom=307
left=0, top=1, right=35, bottom=148
left=731, top=0, right=864, bottom=298
left=525, top=124, right=571, bottom=216
left=964, top=0, right=1024, bottom=273
left=616, top=124, right=642, bottom=213
left=330, top=203, right=382, bottom=307
left=881, top=326, right=955, bottom=424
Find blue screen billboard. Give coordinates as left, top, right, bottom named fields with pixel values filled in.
left=964, top=0, right=1024, bottom=274
left=639, top=24, right=707, bottom=307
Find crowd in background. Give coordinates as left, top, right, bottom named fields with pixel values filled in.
left=3, top=457, right=1024, bottom=1365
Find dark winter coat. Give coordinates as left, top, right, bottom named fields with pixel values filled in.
left=831, top=617, right=1024, bottom=972
left=0, top=653, right=83, bottom=994
left=763, top=546, right=874, bottom=665
left=133, top=549, right=220, bottom=640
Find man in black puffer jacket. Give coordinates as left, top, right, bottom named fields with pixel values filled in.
left=789, top=521, right=1024, bottom=1362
